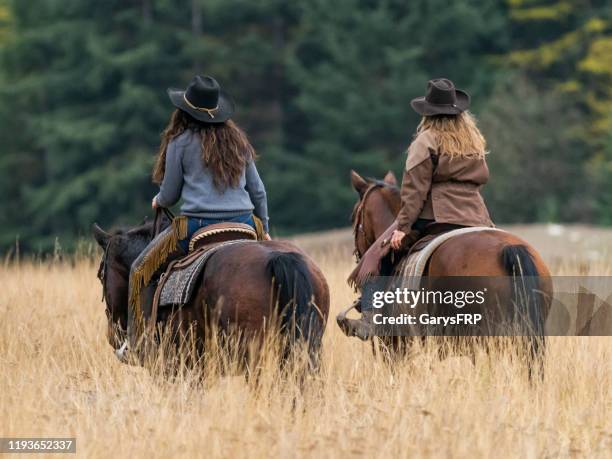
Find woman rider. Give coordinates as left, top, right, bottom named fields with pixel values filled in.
left=128, top=75, right=270, bottom=341
left=342, top=78, right=493, bottom=339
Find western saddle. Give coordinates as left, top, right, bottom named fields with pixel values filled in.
left=148, top=222, right=259, bottom=330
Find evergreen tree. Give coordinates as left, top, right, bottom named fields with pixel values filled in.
left=0, top=0, right=190, bottom=250
left=507, top=0, right=612, bottom=222
left=0, top=0, right=608, bottom=251
left=276, top=0, right=509, bottom=231
left=480, top=75, right=588, bottom=222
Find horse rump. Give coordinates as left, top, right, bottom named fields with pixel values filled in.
left=266, top=251, right=323, bottom=362
left=500, top=244, right=546, bottom=358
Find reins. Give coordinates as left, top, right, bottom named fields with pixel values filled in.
left=153, top=207, right=175, bottom=238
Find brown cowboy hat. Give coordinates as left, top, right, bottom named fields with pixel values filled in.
left=167, top=75, right=235, bottom=123
left=410, top=78, right=470, bottom=116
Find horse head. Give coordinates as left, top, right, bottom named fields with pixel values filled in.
left=92, top=220, right=152, bottom=352
left=350, top=170, right=401, bottom=259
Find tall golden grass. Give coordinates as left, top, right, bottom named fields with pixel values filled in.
left=1, top=225, right=610, bottom=458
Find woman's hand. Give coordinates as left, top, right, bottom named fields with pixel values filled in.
left=151, top=197, right=159, bottom=209
left=390, top=230, right=406, bottom=250
left=263, top=233, right=272, bottom=241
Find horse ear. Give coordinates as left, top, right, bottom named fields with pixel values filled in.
left=383, top=170, right=397, bottom=186
left=92, top=223, right=110, bottom=248
left=350, top=170, right=368, bottom=195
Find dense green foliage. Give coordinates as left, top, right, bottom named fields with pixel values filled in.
left=0, top=0, right=610, bottom=252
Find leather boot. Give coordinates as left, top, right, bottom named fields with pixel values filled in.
left=337, top=301, right=376, bottom=341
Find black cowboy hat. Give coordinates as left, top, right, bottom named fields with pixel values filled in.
left=410, top=78, right=470, bottom=116
left=167, top=75, right=235, bottom=123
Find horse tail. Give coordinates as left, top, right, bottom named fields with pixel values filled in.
left=266, top=251, right=322, bottom=352
left=501, top=245, right=545, bottom=352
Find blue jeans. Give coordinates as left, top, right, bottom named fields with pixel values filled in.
left=179, top=213, right=256, bottom=253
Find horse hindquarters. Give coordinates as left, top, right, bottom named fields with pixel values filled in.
left=189, top=242, right=328, bottom=372
left=428, top=232, right=551, bottom=369
left=501, top=244, right=547, bottom=358
left=266, top=251, right=325, bottom=368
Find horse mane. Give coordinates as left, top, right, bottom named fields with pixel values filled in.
left=105, top=219, right=159, bottom=268
left=109, top=218, right=154, bottom=237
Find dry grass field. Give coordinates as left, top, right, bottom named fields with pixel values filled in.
left=1, top=224, right=611, bottom=458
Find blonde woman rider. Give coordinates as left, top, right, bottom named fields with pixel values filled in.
left=343, top=78, right=493, bottom=339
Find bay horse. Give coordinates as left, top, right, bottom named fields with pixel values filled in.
left=92, top=218, right=329, bottom=371
left=345, top=170, right=552, bottom=359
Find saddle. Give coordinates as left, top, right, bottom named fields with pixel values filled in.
left=147, top=223, right=259, bottom=331
left=395, top=226, right=506, bottom=289
left=188, top=222, right=257, bottom=252
left=348, top=222, right=502, bottom=289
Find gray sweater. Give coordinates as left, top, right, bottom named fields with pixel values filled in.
left=154, top=130, right=269, bottom=232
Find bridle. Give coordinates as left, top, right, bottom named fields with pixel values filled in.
left=98, top=208, right=174, bottom=321
left=96, top=239, right=117, bottom=330
left=352, top=182, right=383, bottom=261
left=97, top=236, right=131, bottom=357
left=96, top=237, right=130, bottom=324
left=98, top=207, right=175, bottom=303
left=97, top=240, right=112, bottom=303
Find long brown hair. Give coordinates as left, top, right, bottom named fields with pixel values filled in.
left=415, top=111, right=487, bottom=159
left=152, top=109, right=256, bottom=189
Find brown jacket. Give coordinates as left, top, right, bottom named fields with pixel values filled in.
left=397, top=130, right=493, bottom=233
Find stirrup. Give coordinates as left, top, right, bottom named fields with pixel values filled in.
left=336, top=301, right=374, bottom=341
left=336, top=300, right=360, bottom=326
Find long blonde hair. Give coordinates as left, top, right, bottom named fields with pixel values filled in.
left=415, top=111, right=486, bottom=158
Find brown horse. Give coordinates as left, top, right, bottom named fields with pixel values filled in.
left=345, top=170, right=552, bottom=356
left=92, top=218, right=329, bottom=370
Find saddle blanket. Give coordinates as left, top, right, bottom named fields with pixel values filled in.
left=395, top=226, right=506, bottom=290
left=158, top=239, right=253, bottom=307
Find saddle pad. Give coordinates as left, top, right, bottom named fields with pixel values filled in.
left=395, top=226, right=506, bottom=290
left=158, top=240, right=252, bottom=307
